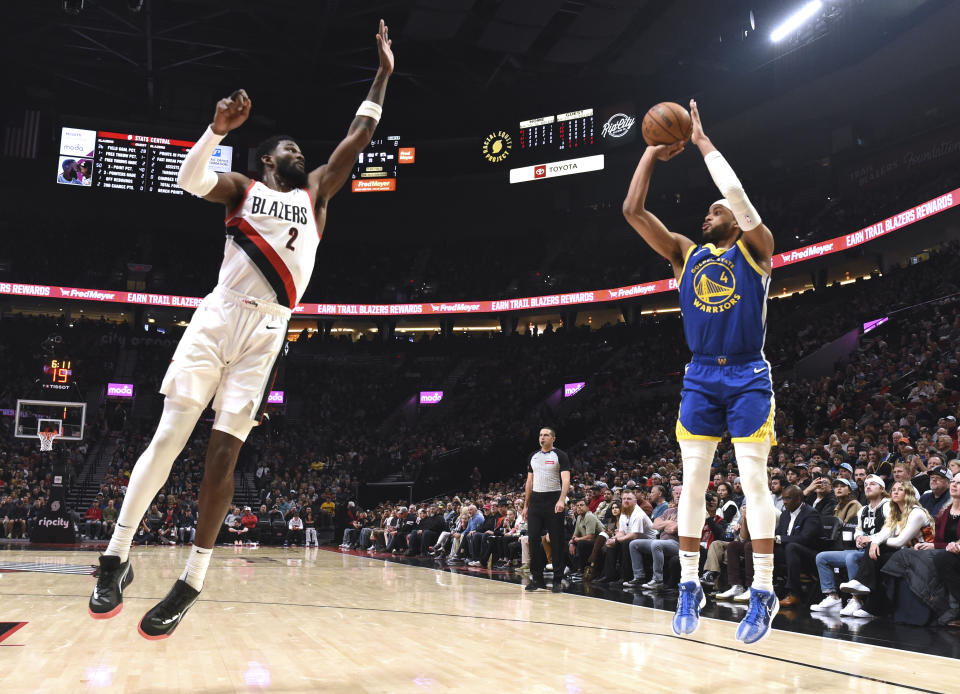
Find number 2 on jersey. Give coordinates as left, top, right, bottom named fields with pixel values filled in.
left=286, top=227, right=298, bottom=251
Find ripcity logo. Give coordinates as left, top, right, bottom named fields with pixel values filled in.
left=602, top=113, right=636, bottom=138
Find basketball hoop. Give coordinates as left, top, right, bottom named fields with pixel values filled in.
left=38, top=431, right=58, bottom=452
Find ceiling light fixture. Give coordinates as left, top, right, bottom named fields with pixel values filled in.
left=770, top=0, right=823, bottom=42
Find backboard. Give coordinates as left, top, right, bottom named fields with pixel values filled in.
left=15, top=399, right=86, bottom=441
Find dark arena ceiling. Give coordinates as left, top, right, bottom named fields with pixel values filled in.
left=4, top=0, right=959, bottom=151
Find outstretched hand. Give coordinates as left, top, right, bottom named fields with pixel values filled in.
left=689, top=98, right=706, bottom=145
left=212, top=89, right=251, bottom=136
left=648, top=141, right=685, bottom=162
left=376, top=18, right=394, bottom=75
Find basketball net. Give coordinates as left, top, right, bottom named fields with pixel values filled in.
left=38, top=431, right=58, bottom=452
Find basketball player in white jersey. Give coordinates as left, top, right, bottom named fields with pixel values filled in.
left=88, top=19, right=394, bottom=640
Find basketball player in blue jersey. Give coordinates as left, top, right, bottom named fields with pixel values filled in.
left=88, top=20, right=394, bottom=640
left=622, top=100, right=779, bottom=645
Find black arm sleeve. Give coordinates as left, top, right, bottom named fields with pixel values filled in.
left=556, top=449, right=571, bottom=473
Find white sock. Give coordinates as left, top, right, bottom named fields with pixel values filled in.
left=180, top=546, right=212, bottom=591
left=753, top=552, right=773, bottom=592
left=680, top=551, right=700, bottom=584
left=105, top=522, right=137, bottom=563
left=103, top=398, right=202, bottom=563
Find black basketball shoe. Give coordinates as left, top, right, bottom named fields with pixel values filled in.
left=89, top=555, right=134, bottom=619
left=138, top=579, right=201, bottom=640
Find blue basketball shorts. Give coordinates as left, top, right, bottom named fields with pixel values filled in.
left=675, top=356, right=776, bottom=444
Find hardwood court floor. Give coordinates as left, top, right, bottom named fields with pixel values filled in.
left=0, top=545, right=957, bottom=694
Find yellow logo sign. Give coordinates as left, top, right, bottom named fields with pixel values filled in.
left=483, top=131, right=513, bottom=163
left=692, top=259, right=740, bottom=313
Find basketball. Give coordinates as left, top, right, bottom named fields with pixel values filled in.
left=641, top=102, right=692, bottom=146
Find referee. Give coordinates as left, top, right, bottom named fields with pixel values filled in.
left=523, top=427, right=571, bottom=592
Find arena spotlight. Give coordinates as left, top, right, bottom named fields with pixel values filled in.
left=770, top=0, right=823, bottom=42
left=127, top=0, right=144, bottom=12
left=62, top=0, right=84, bottom=15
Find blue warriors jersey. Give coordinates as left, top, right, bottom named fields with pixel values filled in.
left=677, top=239, right=770, bottom=358
left=675, top=239, right=776, bottom=444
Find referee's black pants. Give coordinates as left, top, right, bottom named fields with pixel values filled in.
left=528, top=495, right=565, bottom=583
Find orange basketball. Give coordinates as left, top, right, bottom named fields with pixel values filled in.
left=641, top=102, right=692, bottom=146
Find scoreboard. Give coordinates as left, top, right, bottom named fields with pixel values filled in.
left=482, top=104, right=637, bottom=184
left=351, top=135, right=414, bottom=192
left=57, top=126, right=232, bottom=195
left=42, top=358, right=74, bottom=392
left=519, top=109, right=595, bottom=158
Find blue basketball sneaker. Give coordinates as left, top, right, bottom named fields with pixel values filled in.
left=672, top=581, right=706, bottom=635
left=735, top=587, right=779, bottom=644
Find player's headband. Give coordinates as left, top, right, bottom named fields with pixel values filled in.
left=711, top=199, right=732, bottom=212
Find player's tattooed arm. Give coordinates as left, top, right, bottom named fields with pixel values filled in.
left=310, top=19, right=393, bottom=202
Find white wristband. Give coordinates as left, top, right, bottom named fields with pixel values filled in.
left=177, top=125, right=223, bottom=196
left=703, top=150, right=762, bottom=231
left=356, top=100, right=382, bottom=122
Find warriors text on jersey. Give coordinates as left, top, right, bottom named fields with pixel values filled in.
left=221, top=180, right=320, bottom=308
left=677, top=239, right=769, bottom=358
left=675, top=238, right=776, bottom=444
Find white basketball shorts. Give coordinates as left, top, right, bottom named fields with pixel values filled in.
left=160, top=285, right=290, bottom=423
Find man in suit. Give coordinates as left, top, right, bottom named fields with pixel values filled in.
left=774, top=485, right=823, bottom=606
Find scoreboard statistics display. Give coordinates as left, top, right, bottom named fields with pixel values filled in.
left=481, top=104, right=637, bottom=184
left=351, top=135, right=414, bottom=192
left=57, top=126, right=232, bottom=195
left=519, top=109, right=595, bottom=157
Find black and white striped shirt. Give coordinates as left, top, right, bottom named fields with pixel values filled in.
left=527, top=448, right=571, bottom=493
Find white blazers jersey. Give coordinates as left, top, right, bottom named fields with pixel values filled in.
left=221, top=180, right=320, bottom=308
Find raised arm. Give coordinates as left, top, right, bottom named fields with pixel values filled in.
left=622, top=143, right=695, bottom=278
left=689, top=99, right=774, bottom=272
left=177, top=89, right=253, bottom=210
left=309, top=19, right=394, bottom=203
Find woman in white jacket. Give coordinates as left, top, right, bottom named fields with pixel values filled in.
left=839, top=480, right=933, bottom=617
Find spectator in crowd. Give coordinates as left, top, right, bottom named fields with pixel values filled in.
left=832, top=479, right=862, bottom=524
left=410, top=504, right=447, bottom=557
left=365, top=507, right=392, bottom=551
left=304, top=507, right=319, bottom=547
left=240, top=506, right=258, bottom=542
left=804, top=473, right=838, bottom=517
left=648, top=485, right=669, bottom=520
left=920, top=465, right=953, bottom=517
left=812, top=475, right=889, bottom=613
left=593, top=487, right=613, bottom=522
left=931, top=477, right=960, bottom=625
left=286, top=511, right=305, bottom=547
left=853, top=466, right=869, bottom=505
left=716, top=505, right=753, bottom=601
left=775, top=485, right=822, bottom=607
left=134, top=515, right=156, bottom=545
left=179, top=506, right=197, bottom=544
left=475, top=504, right=516, bottom=567
left=83, top=500, right=103, bottom=540
left=840, top=481, right=933, bottom=617
left=447, top=504, right=483, bottom=563
left=101, top=499, right=118, bottom=539
left=567, top=498, right=603, bottom=579
left=593, top=490, right=655, bottom=587
left=628, top=484, right=682, bottom=590
left=389, top=507, right=416, bottom=554
left=770, top=475, right=786, bottom=513
left=228, top=518, right=247, bottom=546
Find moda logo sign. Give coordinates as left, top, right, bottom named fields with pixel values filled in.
left=267, top=390, right=285, bottom=404
left=602, top=113, right=636, bottom=138
left=107, top=383, right=134, bottom=398
left=419, top=391, right=444, bottom=405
